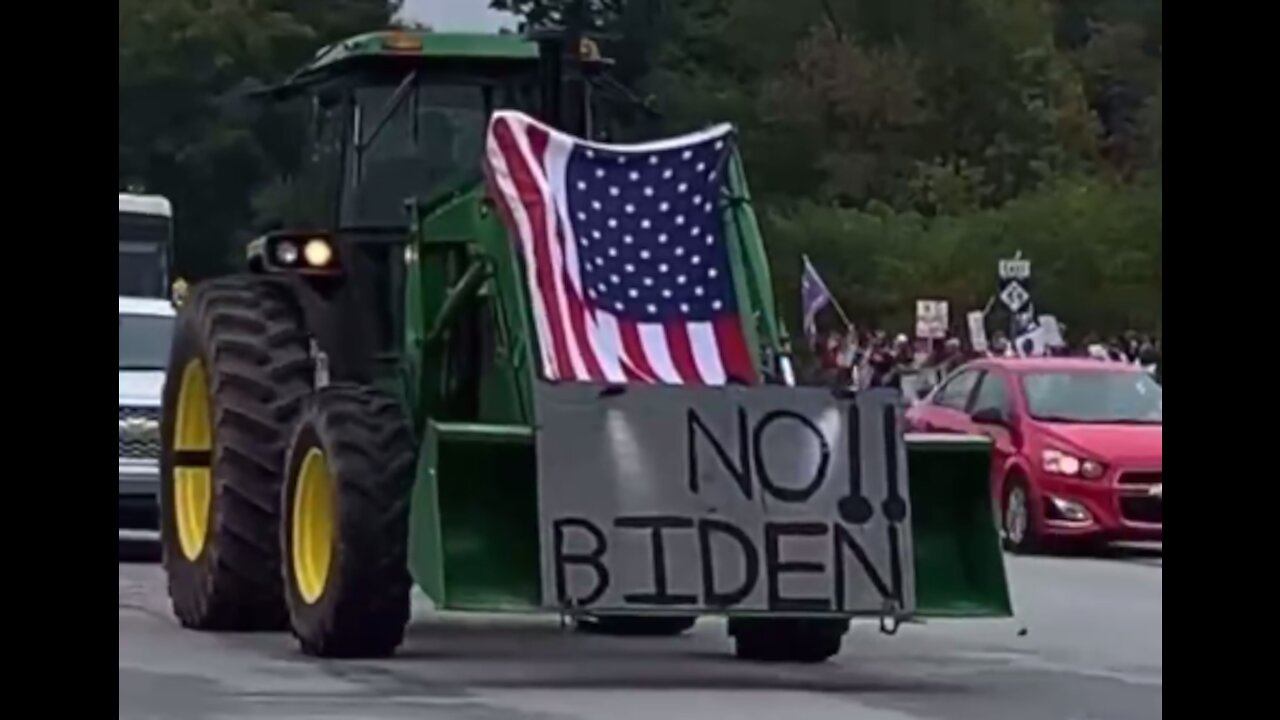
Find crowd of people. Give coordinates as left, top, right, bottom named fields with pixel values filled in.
left=805, top=326, right=1162, bottom=393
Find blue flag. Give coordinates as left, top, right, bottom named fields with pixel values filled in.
left=800, top=254, right=834, bottom=344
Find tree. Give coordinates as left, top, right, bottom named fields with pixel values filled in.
left=488, top=0, right=627, bottom=30
left=492, top=0, right=1161, bottom=334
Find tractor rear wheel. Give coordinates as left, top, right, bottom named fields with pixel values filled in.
left=281, top=385, right=416, bottom=658
left=160, top=276, right=312, bottom=631
left=729, top=618, right=849, bottom=663
left=575, top=615, right=697, bottom=637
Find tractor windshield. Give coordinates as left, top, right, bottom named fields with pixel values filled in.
left=343, top=69, right=538, bottom=228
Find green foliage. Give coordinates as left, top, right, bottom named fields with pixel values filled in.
left=644, top=0, right=1111, bottom=210
left=765, top=177, right=1161, bottom=337
left=632, top=0, right=1161, bottom=334
left=488, top=0, right=626, bottom=30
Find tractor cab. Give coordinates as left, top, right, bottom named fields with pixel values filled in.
left=262, top=31, right=544, bottom=232
left=244, top=32, right=549, bottom=388
left=261, top=29, right=627, bottom=232
left=249, top=30, right=621, bottom=393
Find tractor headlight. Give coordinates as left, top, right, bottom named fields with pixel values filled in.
left=303, top=238, right=333, bottom=267
left=275, top=240, right=299, bottom=265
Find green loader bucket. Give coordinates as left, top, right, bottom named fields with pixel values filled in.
left=408, top=421, right=542, bottom=611
left=407, top=424, right=1010, bottom=618
left=906, top=434, right=1012, bottom=617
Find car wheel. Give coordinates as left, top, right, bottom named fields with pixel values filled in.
left=1002, top=476, right=1041, bottom=554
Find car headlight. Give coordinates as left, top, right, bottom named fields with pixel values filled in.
left=1042, top=449, right=1106, bottom=478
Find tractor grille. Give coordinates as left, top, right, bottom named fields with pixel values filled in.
left=119, top=406, right=162, bottom=459
left=1117, top=471, right=1162, bottom=487
left=1120, top=496, right=1162, bottom=524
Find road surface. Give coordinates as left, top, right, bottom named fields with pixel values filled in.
left=119, top=546, right=1160, bottom=720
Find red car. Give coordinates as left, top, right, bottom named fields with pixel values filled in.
left=906, top=357, right=1162, bottom=552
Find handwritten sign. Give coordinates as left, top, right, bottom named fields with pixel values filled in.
left=915, top=300, right=949, bottom=339
left=534, top=383, right=916, bottom=615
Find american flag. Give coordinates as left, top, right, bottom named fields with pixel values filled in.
left=484, top=110, right=756, bottom=385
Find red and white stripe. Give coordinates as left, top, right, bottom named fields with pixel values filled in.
left=484, top=111, right=756, bottom=386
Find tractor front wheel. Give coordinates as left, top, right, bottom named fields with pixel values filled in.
left=281, top=385, right=416, bottom=658
left=729, top=618, right=849, bottom=663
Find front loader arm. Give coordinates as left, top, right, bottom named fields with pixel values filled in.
left=723, top=148, right=793, bottom=383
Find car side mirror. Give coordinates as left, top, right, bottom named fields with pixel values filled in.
left=970, top=407, right=1008, bottom=427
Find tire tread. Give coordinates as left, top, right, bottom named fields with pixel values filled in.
left=162, top=276, right=312, bottom=631
left=284, top=385, right=416, bottom=658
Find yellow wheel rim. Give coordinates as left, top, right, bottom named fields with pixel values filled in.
left=292, top=447, right=335, bottom=604
left=173, top=360, right=213, bottom=561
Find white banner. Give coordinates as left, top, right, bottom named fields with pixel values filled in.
left=915, top=300, right=949, bottom=339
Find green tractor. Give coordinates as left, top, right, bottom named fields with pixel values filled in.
left=159, top=28, right=1011, bottom=662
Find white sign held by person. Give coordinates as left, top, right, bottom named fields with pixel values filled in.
left=1038, top=315, right=1065, bottom=348
left=966, top=311, right=989, bottom=353
left=915, top=300, right=949, bottom=339
left=998, top=258, right=1031, bottom=280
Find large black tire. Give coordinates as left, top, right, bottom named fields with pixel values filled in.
left=160, top=276, right=312, bottom=631
left=281, top=385, right=416, bottom=658
left=729, top=618, right=849, bottom=663
left=575, top=615, right=697, bottom=637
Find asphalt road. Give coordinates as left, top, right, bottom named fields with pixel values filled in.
left=119, top=546, right=1160, bottom=720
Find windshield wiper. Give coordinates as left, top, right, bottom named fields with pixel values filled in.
left=119, top=365, right=164, bottom=372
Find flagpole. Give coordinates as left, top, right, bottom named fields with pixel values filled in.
left=829, top=298, right=853, bottom=329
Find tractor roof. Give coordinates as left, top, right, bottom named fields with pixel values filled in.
left=300, top=30, right=538, bottom=77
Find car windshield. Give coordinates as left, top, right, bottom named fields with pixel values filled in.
left=120, top=313, right=174, bottom=371
left=120, top=212, right=170, bottom=297
left=1020, top=370, right=1162, bottom=424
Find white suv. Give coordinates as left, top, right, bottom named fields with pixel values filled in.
left=119, top=296, right=175, bottom=541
